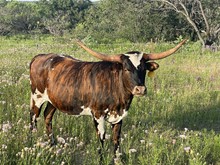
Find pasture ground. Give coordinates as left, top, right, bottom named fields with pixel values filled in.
left=1, top=35, right=220, bottom=164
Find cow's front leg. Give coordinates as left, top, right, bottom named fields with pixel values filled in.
left=93, top=116, right=105, bottom=163
left=112, top=120, right=122, bottom=158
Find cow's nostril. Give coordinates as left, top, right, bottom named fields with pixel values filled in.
left=132, top=86, right=146, bottom=96
left=135, top=87, right=141, bottom=93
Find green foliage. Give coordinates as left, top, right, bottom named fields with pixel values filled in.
left=0, top=0, right=219, bottom=45
left=0, top=1, right=40, bottom=35
left=38, top=0, right=92, bottom=36
left=81, top=0, right=194, bottom=43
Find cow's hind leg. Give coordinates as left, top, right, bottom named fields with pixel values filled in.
left=44, top=102, right=56, bottom=145
left=30, top=98, right=43, bottom=131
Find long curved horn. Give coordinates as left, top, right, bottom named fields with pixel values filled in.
left=143, top=39, right=187, bottom=60
left=76, top=40, right=122, bottom=63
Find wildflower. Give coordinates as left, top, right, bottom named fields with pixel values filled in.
left=16, top=152, right=21, bottom=157
left=24, top=124, right=30, bottom=130
left=36, top=141, right=49, bottom=148
left=184, top=146, right=190, bottom=153
left=64, top=143, right=69, bottom=148
left=0, top=101, right=6, bottom=104
left=129, top=148, right=137, bottom=154
left=2, top=144, right=7, bottom=150
left=61, top=161, right=65, bottom=165
left=57, top=137, right=65, bottom=144
left=184, top=128, right=188, bottom=132
left=148, top=142, right=153, bottom=147
left=21, top=152, right=24, bottom=158
left=115, top=148, right=122, bottom=156
left=37, top=152, right=41, bottom=158
left=55, top=148, right=63, bottom=156
left=172, top=139, right=176, bottom=145
left=2, top=121, right=12, bottom=132
left=77, top=141, right=84, bottom=148
left=105, top=134, right=111, bottom=140
left=179, top=134, right=187, bottom=139
left=140, top=140, right=145, bottom=144
left=114, top=157, right=121, bottom=165
left=69, top=137, right=74, bottom=142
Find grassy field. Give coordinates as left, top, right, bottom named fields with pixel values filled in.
left=0, top=35, right=220, bottom=165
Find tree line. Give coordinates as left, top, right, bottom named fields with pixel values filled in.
left=0, top=0, right=219, bottom=47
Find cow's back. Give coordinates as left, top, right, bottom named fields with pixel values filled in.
left=30, top=54, right=78, bottom=93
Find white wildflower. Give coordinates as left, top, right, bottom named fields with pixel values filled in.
left=57, top=137, right=65, bottom=144
left=140, top=140, right=145, bottom=144
left=69, top=137, right=74, bottom=142
left=77, top=141, right=84, bottom=147
left=184, top=146, right=191, bottom=153
left=179, top=134, right=187, bottom=139
left=0, top=101, right=6, bottom=105
left=105, top=134, right=111, bottom=140
left=172, top=139, right=176, bottom=145
left=129, top=148, right=137, bottom=154
left=2, top=144, right=7, bottom=149
left=55, top=149, right=63, bottom=155
left=36, top=141, right=49, bottom=148
left=2, top=121, right=12, bottom=132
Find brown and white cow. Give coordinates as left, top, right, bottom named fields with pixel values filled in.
left=29, top=39, right=186, bottom=157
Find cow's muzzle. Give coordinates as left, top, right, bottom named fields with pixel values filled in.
left=132, top=86, right=146, bottom=96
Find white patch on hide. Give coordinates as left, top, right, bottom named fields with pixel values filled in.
left=107, top=109, right=128, bottom=124
left=59, top=54, right=65, bottom=58
left=95, top=116, right=105, bottom=140
left=31, top=88, right=51, bottom=108
left=80, top=106, right=93, bottom=116
left=125, top=52, right=143, bottom=69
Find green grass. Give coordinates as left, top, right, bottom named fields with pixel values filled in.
left=0, top=35, right=220, bottom=164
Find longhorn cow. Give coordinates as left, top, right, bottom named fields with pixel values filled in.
left=29, top=39, right=186, bottom=158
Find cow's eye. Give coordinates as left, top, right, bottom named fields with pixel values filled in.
left=124, top=68, right=131, bottom=72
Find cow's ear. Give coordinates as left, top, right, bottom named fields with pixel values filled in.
left=145, top=62, right=159, bottom=71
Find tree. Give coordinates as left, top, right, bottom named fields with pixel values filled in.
left=38, top=0, right=92, bottom=36
left=155, top=0, right=220, bottom=47
left=81, top=0, right=190, bottom=43
left=83, top=0, right=159, bottom=42
left=0, top=1, right=40, bottom=35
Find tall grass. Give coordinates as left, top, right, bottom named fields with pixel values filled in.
left=0, top=36, right=220, bottom=164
